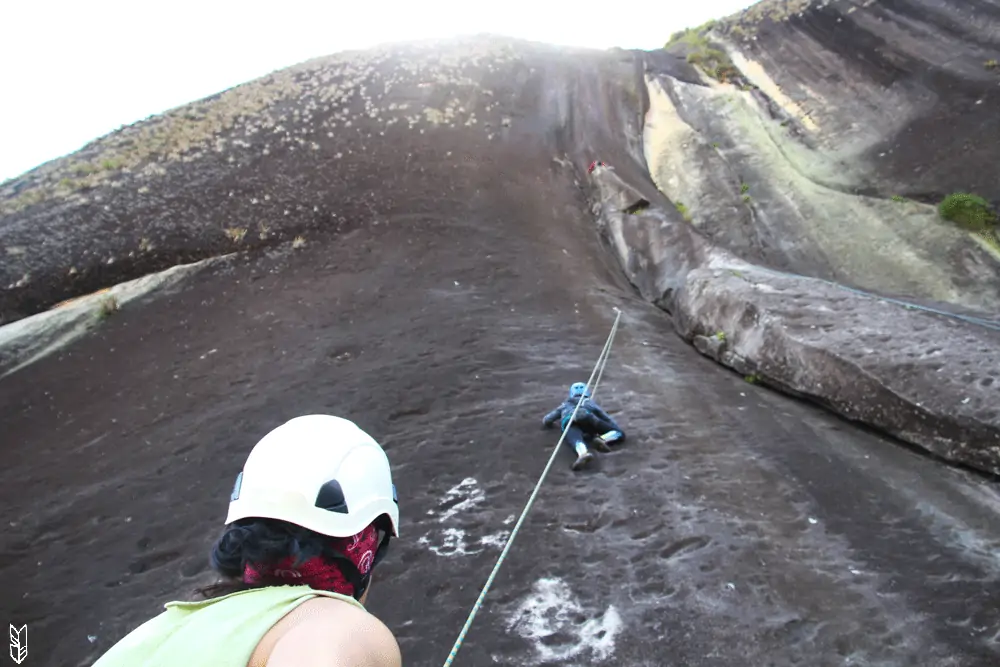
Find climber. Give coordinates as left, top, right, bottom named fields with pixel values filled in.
left=91, top=414, right=402, bottom=667
left=542, top=382, right=626, bottom=471
left=588, top=160, right=608, bottom=174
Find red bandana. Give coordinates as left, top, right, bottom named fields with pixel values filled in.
left=243, top=524, right=379, bottom=597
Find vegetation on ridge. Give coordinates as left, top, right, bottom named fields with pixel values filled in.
left=939, top=192, right=999, bottom=250
left=939, top=193, right=997, bottom=229
left=665, top=21, right=739, bottom=83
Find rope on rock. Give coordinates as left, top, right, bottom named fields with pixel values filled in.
left=441, top=307, right=623, bottom=667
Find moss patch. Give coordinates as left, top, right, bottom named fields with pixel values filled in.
left=938, top=193, right=997, bottom=231
left=674, top=200, right=693, bottom=222
left=939, top=192, right=1000, bottom=251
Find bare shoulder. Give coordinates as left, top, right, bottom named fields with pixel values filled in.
left=267, top=597, right=402, bottom=667
left=306, top=596, right=401, bottom=645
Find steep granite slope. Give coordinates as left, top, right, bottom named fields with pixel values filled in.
left=1, top=11, right=1000, bottom=667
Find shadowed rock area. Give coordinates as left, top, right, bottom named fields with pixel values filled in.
left=2, top=8, right=1000, bottom=667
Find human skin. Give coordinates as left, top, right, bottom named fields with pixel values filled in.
left=247, top=581, right=402, bottom=667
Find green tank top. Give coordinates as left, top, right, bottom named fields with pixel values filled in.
left=92, top=585, right=365, bottom=667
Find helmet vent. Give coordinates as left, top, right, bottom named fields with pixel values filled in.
left=315, top=479, right=349, bottom=514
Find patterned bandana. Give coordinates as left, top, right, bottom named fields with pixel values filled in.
left=243, top=524, right=379, bottom=597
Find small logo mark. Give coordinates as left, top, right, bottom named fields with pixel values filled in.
left=9, top=624, right=26, bottom=665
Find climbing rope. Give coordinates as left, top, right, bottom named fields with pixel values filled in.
left=441, top=307, right=623, bottom=667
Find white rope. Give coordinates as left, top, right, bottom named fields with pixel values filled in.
left=441, top=307, right=623, bottom=667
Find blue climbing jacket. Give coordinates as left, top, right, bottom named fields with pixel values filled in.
left=542, top=396, right=621, bottom=433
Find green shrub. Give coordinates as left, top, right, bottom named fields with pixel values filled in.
left=938, top=193, right=997, bottom=231
left=668, top=22, right=738, bottom=82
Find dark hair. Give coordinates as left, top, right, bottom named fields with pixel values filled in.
left=195, top=517, right=385, bottom=600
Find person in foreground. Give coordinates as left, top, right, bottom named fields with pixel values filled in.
left=92, top=414, right=403, bottom=667
left=542, top=382, right=626, bottom=471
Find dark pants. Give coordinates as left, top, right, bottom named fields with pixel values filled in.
left=563, top=414, right=624, bottom=453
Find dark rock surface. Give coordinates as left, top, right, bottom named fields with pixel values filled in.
left=717, top=0, right=1000, bottom=201
left=1, top=17, right=1000, bottom=667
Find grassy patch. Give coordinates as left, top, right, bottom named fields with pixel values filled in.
left=891, top=195, right=906, bottom=202
left=667, top=21, right=739, bottom=83
left=686, top=49, right=740, bottom=82
left=986, top=59, right=998, bottom=71
left=666, top=20, right=717, bottom=47
left=97, top=296, right=120, bottom=320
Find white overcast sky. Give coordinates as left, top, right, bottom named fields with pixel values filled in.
left=0, top=0, right=753, bottom=182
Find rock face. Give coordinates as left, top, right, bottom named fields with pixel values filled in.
left=717, top=0, right=1000, bottom=203
left=2, top=10, right=1000, bottom=667
left=2, top=1, right=997, bottom=323
left=645, top=0, right=1000, bottom=311
left=624, top=0, right=1000, bottom=473
left=591, top=164, right=1000, bottom=474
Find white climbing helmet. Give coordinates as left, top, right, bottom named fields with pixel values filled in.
left=225, top=414, right=400, bottom=538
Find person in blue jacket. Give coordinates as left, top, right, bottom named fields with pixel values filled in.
left=542, top=382, right=626, bottom=470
